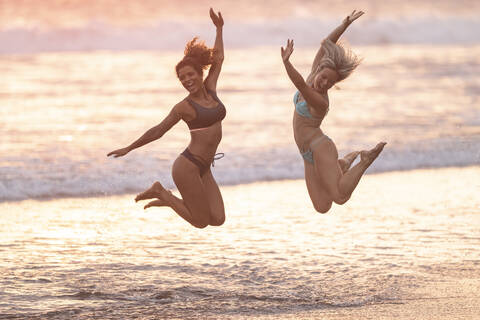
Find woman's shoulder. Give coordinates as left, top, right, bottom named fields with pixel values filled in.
left=174, top=98, right=190, bottom=110
left=173, top=99, right=196, bottom=119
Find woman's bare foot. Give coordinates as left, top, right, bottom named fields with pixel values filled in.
left=135, top=181, right=166, bottom=202
left=144, top=199, right=168, bottom=209
left=339, top=151, right=360, bottom=173
left=360, top=142, right=387, bottom=167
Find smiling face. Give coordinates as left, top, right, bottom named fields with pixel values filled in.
left=177, top=65, right=203, bottom=93
left=313, top=67, right=339, bottom=93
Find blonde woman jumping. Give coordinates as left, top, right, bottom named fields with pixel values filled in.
left=281, top=10, right=386, bottom=213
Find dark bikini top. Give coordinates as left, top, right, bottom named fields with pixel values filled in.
left=185, top=89, right=226, bottom=130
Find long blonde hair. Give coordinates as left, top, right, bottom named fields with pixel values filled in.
left=319, top=39, right=361, bottom=82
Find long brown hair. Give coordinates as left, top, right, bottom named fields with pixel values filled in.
left=175, top=37, right=213, bottom=78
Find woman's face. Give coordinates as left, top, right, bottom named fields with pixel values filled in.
left=313, top=67, right=339, bottom=93
left=178, top=65, right=203, bottom=93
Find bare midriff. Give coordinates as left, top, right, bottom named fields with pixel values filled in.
left=293, top=111, right=324, bottom=152
left=187, top=121, right=223, bottom=163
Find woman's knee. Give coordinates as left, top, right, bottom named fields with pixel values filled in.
left=321, top=183, right=349, bottom=205
left=183, top=205, right=211, bottom=229
left=191, top=214, right=210, bottom=228
left=191, top=221, right=209, bottom=229
left=209, top=214, right=225, bottom=226
left=332, top=194, right=349, bottom=205
left=192, top=213, right=224, bottom=228
left=313, top=201, right=332, bottom=214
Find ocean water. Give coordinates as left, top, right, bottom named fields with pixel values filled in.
left=1, top=0, right=479, bottom=318
left=1, top=44, right=479, bottom=201
left=1, top=0, right=480, bottom=201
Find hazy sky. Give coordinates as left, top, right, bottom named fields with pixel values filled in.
left=1, top=0, right=479, bottom=29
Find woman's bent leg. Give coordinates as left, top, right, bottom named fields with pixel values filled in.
left=304, top=160, right=333, bottom=213
left=313, top=140, right=386, bottom=205
left=201, top=170, right=225, bottom=226
left=170, top=156, right=214, bottom=228
left=137, top=156, right=215, bottom=228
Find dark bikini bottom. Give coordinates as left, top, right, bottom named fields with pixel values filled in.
left=181, top=148, right=209, bottom=176
left=181, top=148, right=224, bottom=176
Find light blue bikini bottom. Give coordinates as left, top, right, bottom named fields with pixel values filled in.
left=300, top=134, right=332, bottom=164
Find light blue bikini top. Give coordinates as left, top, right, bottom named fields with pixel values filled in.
left=293, top=91, right=328, bottom=121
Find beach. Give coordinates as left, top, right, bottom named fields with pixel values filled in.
left=1, top=0, right=480, bottom=318
left=1, top=166, right=479, bottom=319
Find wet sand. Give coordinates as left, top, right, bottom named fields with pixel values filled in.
left=1, top=166, right=479, bottom=319
left=244, top=279, right=480, bottom=319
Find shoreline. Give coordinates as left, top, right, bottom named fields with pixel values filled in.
left=2, top=165, right=479, bottom=205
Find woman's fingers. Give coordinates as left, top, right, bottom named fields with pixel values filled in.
left=345, top=9, right=364, bottom=23
left=209, top=8, right=224, bottom=26
left=286, top=39, right=293, bottom=53
left=107, top=149, right=119, bottom=157
left=107, top=148, right=128, bottom=157
left=281, top=39, right=294, bottom=60
left=351, top=10, right=364, bottom=21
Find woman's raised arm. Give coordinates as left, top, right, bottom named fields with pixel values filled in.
left=310, top=10, right=364, bottom=74
left=282, top=39, right=328, bottom=113
left=204, top=8, right=224, bottom=92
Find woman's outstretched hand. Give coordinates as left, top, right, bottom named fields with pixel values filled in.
left=281, top=39, right=294, bottom=62
left=107, top=147, right=130, bottom=158
left=209, top=8, right=224, bottom=28
left=343, top=10, right=364, bottom=25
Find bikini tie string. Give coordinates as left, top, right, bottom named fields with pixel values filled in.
left=212, top=152, right=225, bottom=167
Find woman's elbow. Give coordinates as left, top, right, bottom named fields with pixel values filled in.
left=148, top=127, right=163, bottom=141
